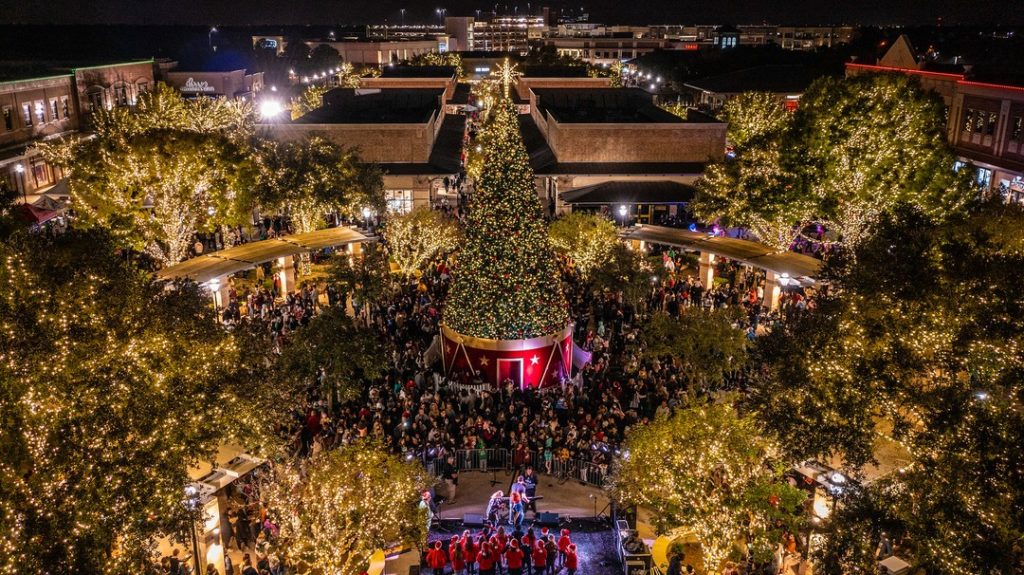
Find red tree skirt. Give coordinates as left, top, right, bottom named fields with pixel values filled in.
left=439, top=323, right=573, bottom=388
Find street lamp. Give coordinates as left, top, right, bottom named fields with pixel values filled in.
left=260, top=99, right=284, bottom=120
left=208, top=27, right=218, bottom=51
left=184, top=485, right=203, bottom=575
left=14, top=163, right=26, bottom=204
left=618, top=204, right=628, bottom=227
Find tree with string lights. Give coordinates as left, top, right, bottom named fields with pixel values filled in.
left=444, top=85, right=568, bottom=340
left=548, top=212, right=619, bottom=281
left=261, top=440, right=429, bottom=575
left=610, top=401, right=807, bottom=573
left=38, top=84, right=257, bottom=264
left=383, top=206, right=462, bottom=278
left=692, top=91, right=815, bottom=252
left=0, top=228, right=299, bottom=575
left=796, top=74, right=972, bottom=246
left=750, top=199, right=1024, bottom=574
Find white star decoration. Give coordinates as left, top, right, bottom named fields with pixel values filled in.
left=478, top=356, right=490, bottom=367
left=530, top=355, right=540, bottom=365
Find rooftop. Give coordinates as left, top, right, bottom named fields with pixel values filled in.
left=532, top=88, right=686, bottom=123
left=380, top=65, right=458, bottom=78
left=518, top=114, right=706, bottom=176
left=521, top=65, right=590, bottom=78
left=293, top=88, right=444, bottom=125
left=560, top=180, right=697, bottom=205
left=684, top=64, right=823, bottom=94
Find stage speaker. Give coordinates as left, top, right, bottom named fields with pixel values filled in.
left=536, top=512, right=561, bottom=526
left=463, top=513, right=485, bottom=526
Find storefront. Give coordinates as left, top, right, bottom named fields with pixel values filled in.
left=165, top=69, right=264, bottom=101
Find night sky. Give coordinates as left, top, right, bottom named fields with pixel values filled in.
left=0, top=0, right=1016, bottom=26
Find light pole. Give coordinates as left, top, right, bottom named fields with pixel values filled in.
left=208, top=26, right=218, bottom=51
left=400, top=8, right=406, bottom=26
left=618, top=204, right=628, bottom=227
left=14, top=163, right=26, bottom=204
left=184, top=486, right=203, bottom=575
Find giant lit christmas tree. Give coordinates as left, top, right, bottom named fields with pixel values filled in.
left=442, top=68, right=572, bottom=387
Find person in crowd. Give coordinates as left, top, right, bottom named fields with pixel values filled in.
left=505, top=539, right=525, bottom=575
left=557, top=529, right=572, bottom=566
left=451, top=535, right=466, bottom=575
left=564, top=544, right=578, bottom=575
left=427, top=541, right=448, bottom=575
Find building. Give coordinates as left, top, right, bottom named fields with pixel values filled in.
left=846, top=34, right=1024, bottom=201
left=264, top=85, right=465, bottom=211
left=165, top=67, right=264, bottom=101
left=304, top=37, right=448, bottom=67
left=778, top=26, right=855, bottom=51
left=0, top=70, right=77, bottom=199
left=360, top=66, right=459, bottom=103
left=71, top=60, right=155, bottom=119
left=683, top=64, right=823, bottom=112
left=539, top=37, right=686, bottom=65
left=517, top=85, right=725, bottom=220
left=445, top=15, right=546, bottom=55
left=1, top=59, right=155, bottom=202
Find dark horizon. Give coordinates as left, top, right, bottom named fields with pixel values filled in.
left=0, top=0, right=1017, bottom=27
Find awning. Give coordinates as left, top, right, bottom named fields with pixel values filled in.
left=560, top=180, right=697, bottom=205
left=621, top=224, right=823, bottom=282
left=33, top=194, right=66, bottom=212
left=157, top=226, right=375, bottom=284
left=14, top=203, right=59, bottom=225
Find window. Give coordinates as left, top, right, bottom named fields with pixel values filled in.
left=986, top=112, right=998, bottom=135
left=385, top=189, right=413, bottom=214
left=22, top=103, right=32, bottom=126
left=114, top=84, right=128, bottom=107
left=34, top=101, right=45, bottom=124
left=1010, top=116, right=1022, bottom=143
left=31, top=161, right=51, bottom=187
left=976, top=167, right=992, bottom=189
left=87, top=89, right=105, bottom=111
left=963, top=109, right=974, bottom=133
left=953, top=160, right=967, bottom=172
left=2, top=106, right=11, bottom=131
left=61, top=96, right=70, bottom=119
left=973, top=109, right=985, bottom=133
left=50, top=98, right=59, bottom=121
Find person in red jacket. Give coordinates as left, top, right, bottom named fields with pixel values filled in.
left=478, top=542, right=496, bottom=575
left=463, top=532, right=479, bottom=575
left=564, top=544, right=578, bottom=575
left=557, top=529, right=572, bottom=566
left=451, top=535, right=467, bottom=575
left=532, top=540, right=547, bottom=575
left=427, top=541, right=448, bottom=575
left=505, top=539, right=525, bottom=575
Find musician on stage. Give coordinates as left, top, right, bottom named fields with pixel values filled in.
left=510, top=476, right=530, bottom=505
left=486, top=490, right=505, bottom=528
left=522, top=467, right=539, bottom=513
left=420, top=491, right=438, bottom=532
left=508, top=492, right=525, bottom=532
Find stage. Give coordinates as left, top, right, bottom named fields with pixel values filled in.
left=388, top=471, right=623, bottom=575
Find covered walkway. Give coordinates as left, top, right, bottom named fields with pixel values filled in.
left=156, top=226, right=375, bottom=284
left=620, top=224, right=823, bottom=309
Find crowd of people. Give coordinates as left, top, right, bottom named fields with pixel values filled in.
left=160, top=200, right=816, bottom=574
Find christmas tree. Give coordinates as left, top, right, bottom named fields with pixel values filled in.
left=445, top=97, right=569, bottom=340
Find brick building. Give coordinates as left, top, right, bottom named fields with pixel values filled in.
left=846, top=35, right=1024, bottom=202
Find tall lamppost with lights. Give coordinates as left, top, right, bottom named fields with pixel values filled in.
left=14, top=163, right=26, bottom=204
left=208, top=26, right=218, bottom=51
